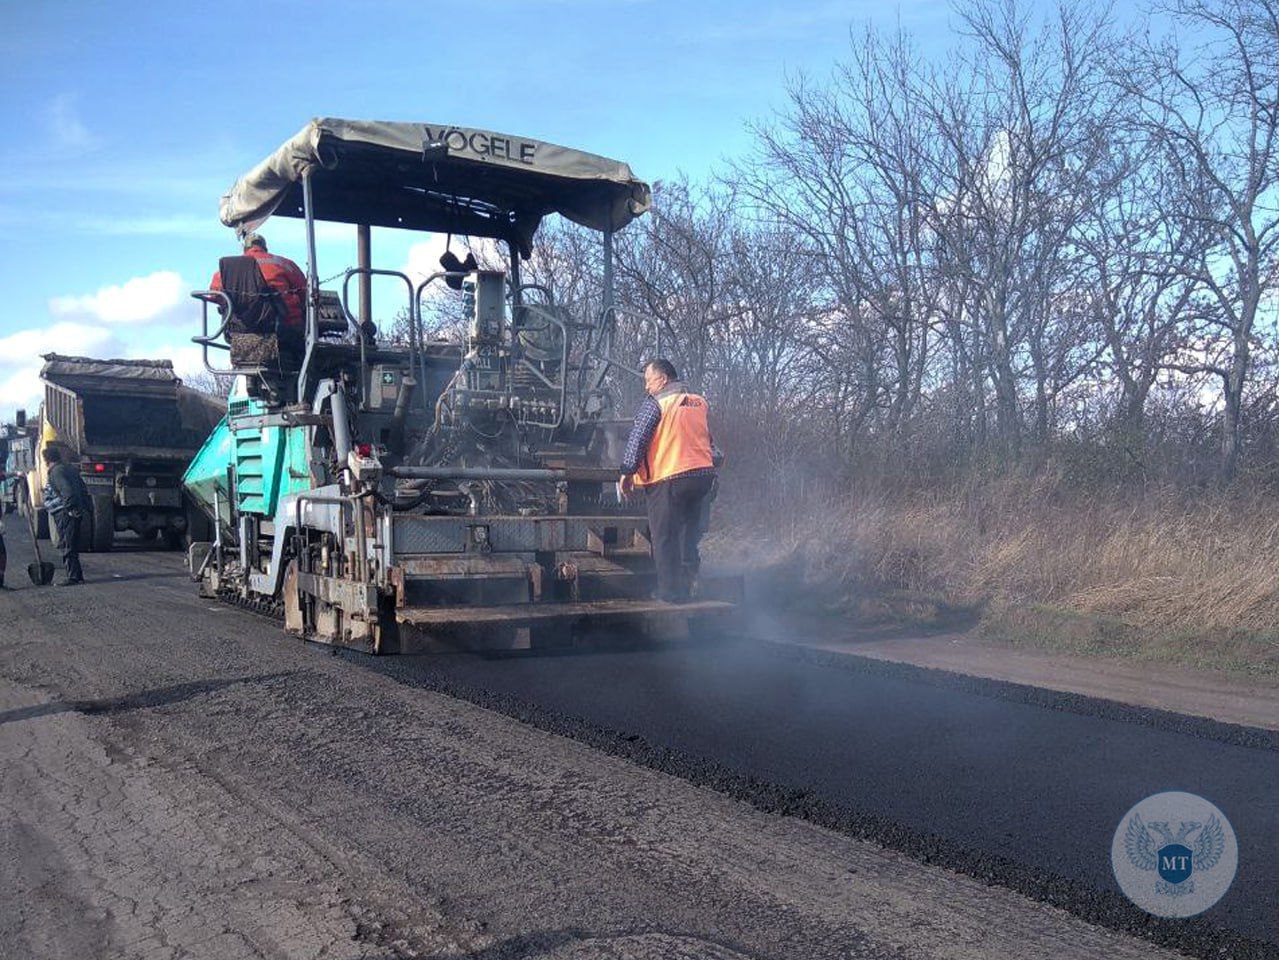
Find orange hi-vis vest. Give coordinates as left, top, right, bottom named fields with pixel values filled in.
left=634, top=390, right=715, bottom=487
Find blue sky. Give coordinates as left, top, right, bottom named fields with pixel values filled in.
left=0, top=0, right=958, bottom=418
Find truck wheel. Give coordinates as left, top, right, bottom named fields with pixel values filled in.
left=91, top=495, right=114, bottom=552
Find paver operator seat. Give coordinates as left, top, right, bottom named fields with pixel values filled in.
left=214, top=255, right=296, bottom=371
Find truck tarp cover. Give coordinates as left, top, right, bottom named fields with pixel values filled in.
left=40, top=355, right=209, bottom=451
left=41, top=354, right=179, bottom=392
left=218, top=118, right=652, bottom=254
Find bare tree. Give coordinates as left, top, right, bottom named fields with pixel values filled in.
left=736, top=25, right=938, bottom=450
left=715, top=225, right=815, bottom=433
left=182, top=370, right=234, bottom=398
left=1077, top=134, right=1203, bottom=443
left=523, top=217, right=605, bottom=316
left=613, top=178, right=740, bottom=389
left=1118, top=0, right=1279, bottom=478
left=396, top=0, right=1279, bottom=491
left=928, top=0, right=1118, bottom=455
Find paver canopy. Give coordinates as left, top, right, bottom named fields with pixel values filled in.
left=218, top=118, right=652, bottom=256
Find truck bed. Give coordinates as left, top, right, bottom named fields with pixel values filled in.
left=79, top=393, right=207, bottom=450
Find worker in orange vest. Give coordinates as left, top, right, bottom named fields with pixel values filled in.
left=620, top=359, right=717, bottom=602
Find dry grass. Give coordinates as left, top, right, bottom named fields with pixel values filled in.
left=709, top=471, right=1279, bottom=678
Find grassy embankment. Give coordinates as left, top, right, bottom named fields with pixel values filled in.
left=711, top=472, right=1279, bottom=679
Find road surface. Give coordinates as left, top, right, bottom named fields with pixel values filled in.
left=1, top=523, right=1273, bottom=959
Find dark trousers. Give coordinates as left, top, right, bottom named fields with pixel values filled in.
left=645, top=473, right=715, bottom=602
left=53, top=511, right=84, bottom=582
left=0, top=529, right=6, bottom=586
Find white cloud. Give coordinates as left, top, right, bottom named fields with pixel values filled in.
left=0, top=334, right=221, bottom=421
left=402, top=236, right=505, bottom=326
left=49, top=271, right=188, bottom=326
left=0, top=322, right=121, bottom=421
left=403, top=235, right=453, bottom=284
left=130, top=342, right=209, bottom=383
left=47, top=93, right=97, bottom=151
left=0, top=322, right=118, bottom=368
left=0, top=364, right=46, bottom=420
left=402, top=235, right=503, bottom=284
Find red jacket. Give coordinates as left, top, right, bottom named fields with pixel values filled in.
left=210, top=247, right=308, bottom=331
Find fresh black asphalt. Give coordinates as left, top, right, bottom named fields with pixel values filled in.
left=363, top=637, right=1279, bottom=958
left=5, top=515, right=1274, bottom=958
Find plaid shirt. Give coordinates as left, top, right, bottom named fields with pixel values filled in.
left=620, top=384, right=717, bottom=480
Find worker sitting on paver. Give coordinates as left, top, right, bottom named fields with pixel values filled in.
left=41, top=446, right=91, bottom=586
left=620, top=358, right=717, bottom=603
left=209, top=233, right=308, bottom=366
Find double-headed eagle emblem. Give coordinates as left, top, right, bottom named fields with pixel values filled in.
left=1124, top=812, right=1226, bottom=894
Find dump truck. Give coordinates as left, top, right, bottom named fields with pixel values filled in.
left=28, top=355, right=222, bottom=551
left=184, top=117, right=740, bottom=653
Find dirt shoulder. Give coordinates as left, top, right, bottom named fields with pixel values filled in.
left=758, top=612, right=1279, bottom=731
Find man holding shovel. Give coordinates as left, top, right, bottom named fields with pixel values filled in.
left=0, top=471, right=8, bottom=589
left=41, top=446, right=90, bottom=586
left=0, top=472, right=50, bottom=589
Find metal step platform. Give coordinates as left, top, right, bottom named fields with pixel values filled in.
left=397, top=597, right=735, bottom=626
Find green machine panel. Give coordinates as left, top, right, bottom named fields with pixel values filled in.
left=183, top=397, right=314, bottom=523
left=182, top=412, right=234, bottom=528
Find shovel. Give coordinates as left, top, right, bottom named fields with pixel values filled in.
left=23, top=499, right=55, bottom=586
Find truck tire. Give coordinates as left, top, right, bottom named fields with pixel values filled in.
left=90, top=495, right=114, bottom=552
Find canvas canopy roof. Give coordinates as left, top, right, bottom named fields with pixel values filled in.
left=218, top=118, right=652, bottom=256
